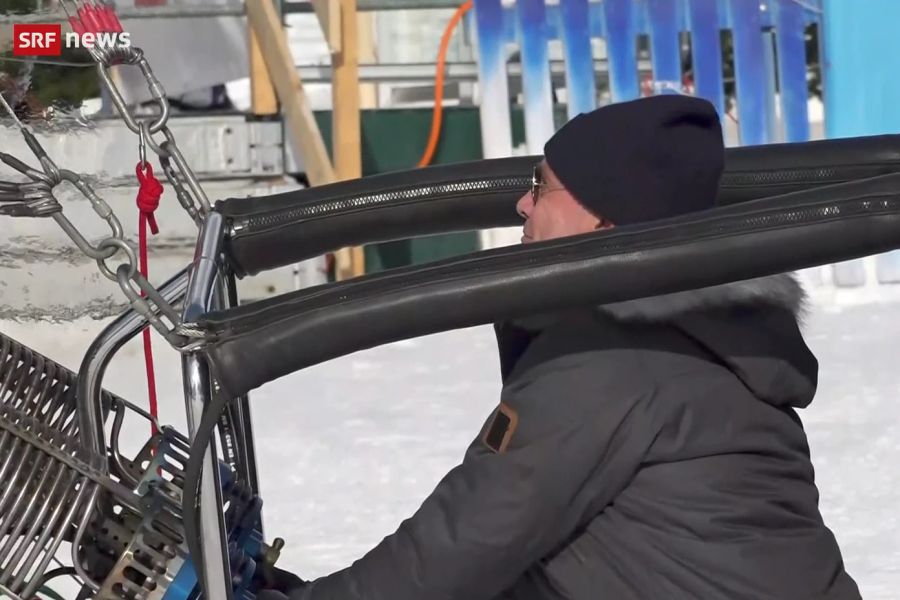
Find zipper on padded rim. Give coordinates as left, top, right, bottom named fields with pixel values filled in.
left=722, top=167, right=840, bottom=186
left=228, top=165, right=898, bottom=236
left=229, top=176, right=532, bottom=237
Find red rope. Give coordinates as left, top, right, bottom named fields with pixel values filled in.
left=136, top=161, right=163, bottom=435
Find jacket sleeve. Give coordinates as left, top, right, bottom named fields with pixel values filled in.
left=296, top=346, right=658, bottom=600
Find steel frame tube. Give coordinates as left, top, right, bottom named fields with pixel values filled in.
left=181, top=211, right=233, bottom=600
left=75, top=267, right=190, bottom=460
left=219, top=273, right=261, bottom=497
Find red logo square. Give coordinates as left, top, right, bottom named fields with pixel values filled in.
left=13, top=24, right=63, bottom=56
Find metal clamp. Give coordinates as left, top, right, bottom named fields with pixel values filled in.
left=0, top=151, right=55, bottom=185
left=0, top=179, right=59, bottom=218
left=59, top=167, right=123, bottom=226
left=114, top=264, right=207, bottom=350
left=0, top=196, right=60, bottom=218
left=95, top=49, right=170, bottom=135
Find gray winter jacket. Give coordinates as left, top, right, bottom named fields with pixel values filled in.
left=291, top=273, right=860, bottom=599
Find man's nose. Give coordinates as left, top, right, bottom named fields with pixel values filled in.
left=516, top=191, right=533, bottom=220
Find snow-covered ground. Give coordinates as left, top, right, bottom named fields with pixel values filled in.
left=1, top=292, right=898, bottom=598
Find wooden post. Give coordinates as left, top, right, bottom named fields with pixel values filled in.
left=332, top=0, right=365, bottom=279
left=248, top=28, right=278, bottom=115
left=246, top=0, right=335, bottom=186
left=357, top=11, right=378, bottom=109
left=312, top=0, right=342, bottom=55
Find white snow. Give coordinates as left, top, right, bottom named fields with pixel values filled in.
left=1, top=293, right=898, bottom=598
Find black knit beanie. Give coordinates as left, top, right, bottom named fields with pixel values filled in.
left=543, top=94, right=725, bottom=226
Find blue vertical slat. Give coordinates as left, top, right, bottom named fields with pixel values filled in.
left=559, top=0, right=596, bottom=117
left=589, top=2, right=605, bottom=39
left=761, top=30, right=781, bottom=142
left=686, top=0, right=725, bottom=116
left=602, top=0, right=640, bottom=101
left=633, top=0, right=649, bottom=37
left=772, top=0, right=810, bottom=142
left=502, top=5, right=517, bottom=44
left=715, top=0, right=729, bottom=27
left=516, top=0, right=556, bottom=153
left=473, top=0, right=513, bottom=158
left=758, top=0, right=776, bottom=27
left=728, top=0, right=769, bottom=145
left=645, top=0, right=682, bottom=94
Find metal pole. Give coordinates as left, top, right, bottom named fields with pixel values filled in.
left=76, top=268, right=191, bottom=460
left=220, top=273, right=262, bottom=497
left=292, top=59, right=649, bottom=83
left=181, top=211, right=233, bottom=600
left=0, top=0, right=468, bottom=23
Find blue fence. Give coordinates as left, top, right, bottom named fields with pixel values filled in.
left=471, top=0, right=821, bottom=155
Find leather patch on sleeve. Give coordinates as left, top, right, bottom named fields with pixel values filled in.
left=482, top=402, right=519, bottom=453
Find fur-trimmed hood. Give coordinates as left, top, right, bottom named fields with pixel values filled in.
left=598, top=272, right=809, bottom=325
left=643, top=273, right=818, bottom=409
left=501, top=272, right=819, bottom=409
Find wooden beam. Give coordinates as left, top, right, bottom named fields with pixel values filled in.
left=246, top=0, right=336, bottom=186
left=311, top=0, right=342, bottom=55
left=332, top=0, right=362, bottom=181
left=248, top=27, right=278, bottom=115
left=332, top=0, right=365, bottom=279
left=357, top=10, right=378, bottom=108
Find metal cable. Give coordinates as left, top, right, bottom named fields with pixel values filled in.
left=0, top=56, right=96, bottom=67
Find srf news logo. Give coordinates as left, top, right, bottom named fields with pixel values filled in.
left=13, top=24, right=131, bottom=56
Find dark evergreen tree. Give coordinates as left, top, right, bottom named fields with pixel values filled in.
left=1, top=0, right=100, bottom=121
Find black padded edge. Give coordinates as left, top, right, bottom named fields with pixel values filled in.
left=219, top=157, right=528, bottom=277
left=720, top=134, right=900, bottom=202
left=202, top=172, right=900, bottom=397
left=218, top=135, right=900, bottom=277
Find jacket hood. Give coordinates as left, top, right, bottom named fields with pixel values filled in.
left=598, top=273, right=818, bottom=408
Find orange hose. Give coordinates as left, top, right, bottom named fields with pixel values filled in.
left=418, top=0, right=473, bottom=167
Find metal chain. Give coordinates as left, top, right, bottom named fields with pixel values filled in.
left=144, top=125, right=211, bottom=216
left=114, top=264, right=206, bottom=348
left=93, top=45, right=211, bottom=218
left=0, top=3, right=215, bottom=351
left=0, top=92, right=201, bottom=351
left=159, top=148, right=203, bottom=226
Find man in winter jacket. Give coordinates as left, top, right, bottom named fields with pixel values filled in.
left=259, top=95, right=860, bottom=599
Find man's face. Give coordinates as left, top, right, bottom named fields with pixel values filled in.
left=515, top=161, right=610, bottom=243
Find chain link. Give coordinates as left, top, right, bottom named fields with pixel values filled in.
left=97, top=237, right=137, bottom=280
left=115, top=265, right=194, bottom=348
left=160, top=150, right=202, bottom=226
left=142, top=123, right=211, bottom=216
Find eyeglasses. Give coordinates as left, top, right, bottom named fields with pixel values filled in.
left=531, top=164, right=543, bottom=202
left=531, top=163, right=564, bottom=203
